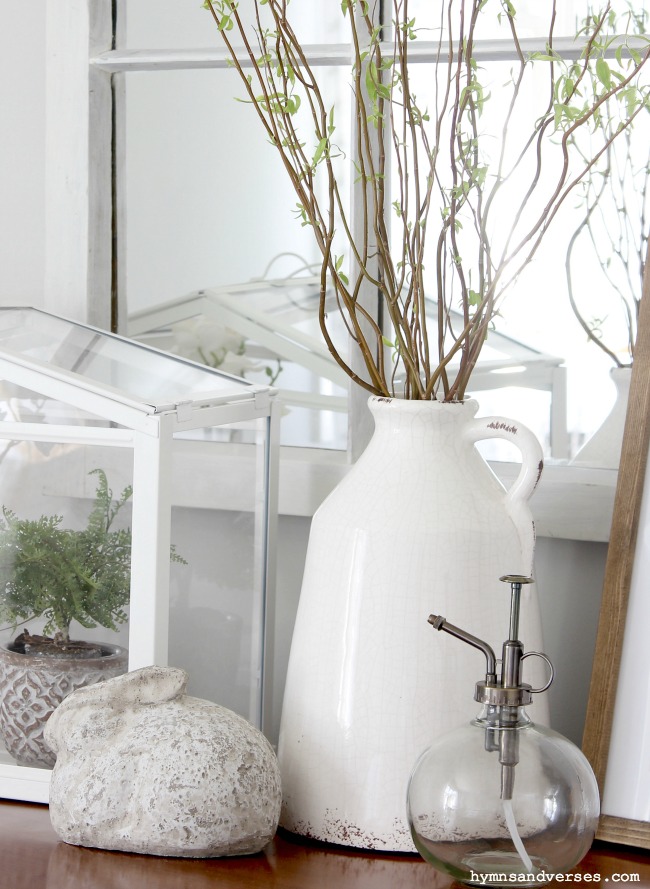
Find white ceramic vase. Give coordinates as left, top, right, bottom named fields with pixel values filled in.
left=571, top=366, right=631, bottom=469
left=278, top=396, right=547, bottom=852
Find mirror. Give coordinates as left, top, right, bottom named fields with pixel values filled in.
left=582, top=246, right=650, bottom=848
left=118, top=0, right=648, bottom=462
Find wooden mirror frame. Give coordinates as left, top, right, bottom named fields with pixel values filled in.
left=582, top=247, right=650, bottom=848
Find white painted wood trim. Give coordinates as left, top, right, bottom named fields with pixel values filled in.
left=92, top=44, right=354, bottom=72
left=45, top=0, right=114, bottom=328
left=113, top=1, right=127, bottom=334
left=90, top=36, right=620, bottom=73
left=111, top=440, right=616, bottom=542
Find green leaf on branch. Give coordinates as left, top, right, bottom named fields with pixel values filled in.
left=365, top=61, right=391, bottom=104
left=365, top=64, right=377, bottom=103
left=528, top=47, right=562, bottom=63
left=312, top=137, right=328, bottom=168
left=293, top=204, right=312, bottom=227
left=334, top=254, right=349, bottom=285
left=328, top=106, right=336, bottom=136
left=596, top=57, right=612, bottom=89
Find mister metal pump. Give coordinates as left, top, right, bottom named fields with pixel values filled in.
left=407, top=575, right=600, bottom=887
left=428, top=575, right=554, bottom=801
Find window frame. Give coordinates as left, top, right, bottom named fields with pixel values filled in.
left=43, top=0, right=624, bottom=541
left=45, top=0, right=116, bottom=330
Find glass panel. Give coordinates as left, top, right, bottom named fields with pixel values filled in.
left=125, top=0, right=628, bottom=52
left=405, top=0, right=633, bottom=41
left=130, top=272, right=562, bottom=453
left=0, top=398, right=273, bottom=772
left=387, top=52, right=648, bottom=459
left=125, top=0, right=349, bottom=50
left=0, top=308, right=254, bottom=406
left=124, top=67, right=349, bottom=319
left=124, top=60, right=350, bottom=448
left=130, top=277, right=350, bottom=449
left=0, top=380, right=115, bottom=428
left=0, top=441, right=133, bottom=770
left=168, top=419, right=269, bottom=726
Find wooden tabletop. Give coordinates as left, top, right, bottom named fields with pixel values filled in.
left=3, top=800, right=650, bottom=889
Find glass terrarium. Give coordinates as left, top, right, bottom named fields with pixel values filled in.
left=0, top=307, right=277, bottom=803
left=127, top=273, right=568, bottom=458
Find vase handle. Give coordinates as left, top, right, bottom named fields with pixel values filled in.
left=464, top=416, right=544, bottom=506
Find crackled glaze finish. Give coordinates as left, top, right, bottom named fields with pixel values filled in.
left=278, top=396, right=547, bottom=851
left=44, top=666, right=281, bottom=858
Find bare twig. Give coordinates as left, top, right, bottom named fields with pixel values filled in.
left=203, top=0, right=650, bottom=401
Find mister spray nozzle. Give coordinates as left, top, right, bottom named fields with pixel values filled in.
left=428, top=575, right=554, bottom=800
left=427, top=614, right=497, bottom=685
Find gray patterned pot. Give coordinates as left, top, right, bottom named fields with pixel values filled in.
left=0, top=641, right=127, bottom=767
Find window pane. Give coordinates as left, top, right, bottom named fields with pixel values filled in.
left=124, top=67, right=350, bottom=308
left=124, top=67, right=343, bottom=313
left=169, top=421, right=269, bottom=726
left=404, top=0, right=638, bottom=41
left=0, top=308, right=256, bottom=405
left=124, top=66, right=351, bottom=448
left=125, top=0, right=349, bottom=50
left=388, top=52, right=649, bottom=456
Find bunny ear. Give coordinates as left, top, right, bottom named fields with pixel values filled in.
left=114, top=666, right=188, bottom=705
left=46, top=666, right=188, bottom=740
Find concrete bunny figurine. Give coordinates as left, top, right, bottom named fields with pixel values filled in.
left=44, top=665, right=281, bottom=857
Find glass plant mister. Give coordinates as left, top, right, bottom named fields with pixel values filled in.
left=407, top=576, right=600, bottom=886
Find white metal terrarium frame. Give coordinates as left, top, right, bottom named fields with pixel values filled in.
left=0, top=308, right=279, bottom=803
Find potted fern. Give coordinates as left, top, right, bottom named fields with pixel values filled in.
left=199, top=0, right=650, bottom=851
left=0, top=470, right=133, bottom=768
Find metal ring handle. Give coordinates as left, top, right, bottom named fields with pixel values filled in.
left=520, top=651, right=554, bottom=693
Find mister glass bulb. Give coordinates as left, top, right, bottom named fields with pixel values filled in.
left=407, top=705, right=599, bottom=887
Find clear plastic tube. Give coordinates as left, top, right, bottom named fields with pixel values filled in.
left=503, top=799, right=534, bottom=874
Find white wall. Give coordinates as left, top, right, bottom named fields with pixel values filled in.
left=0, top=7, right=46, bottom=308
left=536, top=537, right=607, bottom=745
